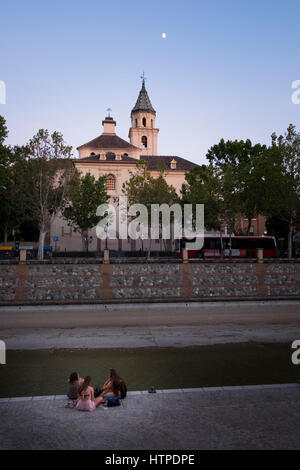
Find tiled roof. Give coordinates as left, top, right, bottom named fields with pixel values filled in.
left=131, top=80, right=156, bottom=115
left=74, top=154, right=196, bottom=171
left=142, top=155, right=196, bottom=171
left=75, top=153, right=139, bottom=163
left=77, top=134, right=139, bottom=150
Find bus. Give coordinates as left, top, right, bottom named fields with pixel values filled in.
left=0, top=246, right=14, bottom=258
left=177, top=235, right=277, bottom=259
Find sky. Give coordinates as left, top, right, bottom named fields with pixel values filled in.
left=1, top=0, right=300, bottom=165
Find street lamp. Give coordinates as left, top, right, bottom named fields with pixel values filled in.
left=84, top=235, right=93, bottom=252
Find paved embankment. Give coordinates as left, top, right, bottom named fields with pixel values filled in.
left=1, top=384, right=300, bottom=450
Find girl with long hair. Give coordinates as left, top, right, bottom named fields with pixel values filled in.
left=75, top=376, right=105, bottom=411
left=67, top=371, right=84, bottom=401
left=100, top=369, right=127, bottom=399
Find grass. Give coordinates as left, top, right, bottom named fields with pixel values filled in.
left=0, top=342, right=298, bottom=398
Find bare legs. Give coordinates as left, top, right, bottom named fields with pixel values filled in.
left=94, top=395, right=106, bottom=407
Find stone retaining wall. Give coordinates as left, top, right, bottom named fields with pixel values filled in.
left=265, top=263, right=300, bottom=297
left=0, top=261, right=300, bottom=304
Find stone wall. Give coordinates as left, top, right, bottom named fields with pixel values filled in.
left=265, top=264, right=300, bottom=297
left=0, top=261, right=300, bottom=304
left=111, top=264, right=182, bottom=299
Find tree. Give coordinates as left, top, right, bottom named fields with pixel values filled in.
left=0, top=116, right=13, bottom=242
left=0, top=115, right=8, bottom=144
left=206, top=139, right=267, bottom=234
left=122, top=160, right=178, bottom=254
left=259, top=125, right=300, bottom=258
left=63, top=170, right=109, bottom=251
left=181, top=164, right=221, bottom=232
left=0, top=116, right=32, bottom=243
left=27, top=129, right=73, bottom=259
left=0, top=144, right=32, bottom=243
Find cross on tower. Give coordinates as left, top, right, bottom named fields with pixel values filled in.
left=140, top=72, right=147, bottom=84
left=106, top=107, right=112, bottom=117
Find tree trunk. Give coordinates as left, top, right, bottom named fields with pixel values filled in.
left=3, top=224, right=8, bottom=244
left=288, top=218, right=293, bottom=259
left=81, top=234, right=86, bottom=251
left=37, top=229, right=46, bottom=260
left=85, top=230, right=89, bottom=253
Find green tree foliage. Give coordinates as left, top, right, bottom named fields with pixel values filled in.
left=206, top=139, right=267, bottom=233
left=0, top=116, right=12, bottom=242
left=122, top=160, right=178, bottom=252
left=27, top=129, right=73, bottom=259
left=0, top=116, right=33, bottom=243
left=0, top=145, right=33, bottom=243
left=0, top=115, right=8, bottom=145
left=122, top=159, right=178, bottom=210
left=181, top=165, right=221, bottom=231
left=63, top=170, right=109, bottom=251
left=259, top=124, right=300, bottom=258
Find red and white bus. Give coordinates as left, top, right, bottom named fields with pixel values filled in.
left=177, top=235, right=277, bottom=259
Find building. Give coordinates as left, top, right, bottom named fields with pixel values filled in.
left=50, top=79, right=196, bottom=251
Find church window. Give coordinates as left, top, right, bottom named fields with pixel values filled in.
left=90, top=152, right=95, bottom=156
left=141, top=136, right=147, bottom=148
left=142, top=117, right=146, bottom=127
left=106, top=174, right=116, bottom=191
left=151, top=119, right=153, bottom=128
left=135, top=119, right=138, bottom=127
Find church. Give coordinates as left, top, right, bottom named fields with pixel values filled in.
left=50, top=79, right=196, bottom=252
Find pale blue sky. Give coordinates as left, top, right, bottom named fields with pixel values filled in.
left=1, top=0, right=300, bottom=164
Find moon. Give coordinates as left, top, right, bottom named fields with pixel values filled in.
left=162, top=32, right=166, bottom=39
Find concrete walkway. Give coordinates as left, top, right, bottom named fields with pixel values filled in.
left=1, top=384, right=300, bottom=450
left=1, top=300, right=300, bottom=329
left=2, top=324, right=300, bottom=349
left=1, top=300, right=300, bottom=349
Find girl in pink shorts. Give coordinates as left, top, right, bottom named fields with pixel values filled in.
left=75, top=376, right=104, bottom=411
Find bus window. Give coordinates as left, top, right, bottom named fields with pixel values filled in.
left=203, top=238, right=213, bottom=249
left=215, top=239, right=221, bottom=250
left=261, top=238, right=274, bottom=249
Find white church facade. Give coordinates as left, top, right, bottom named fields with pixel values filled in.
left=50, top=79, right=196, bottom=252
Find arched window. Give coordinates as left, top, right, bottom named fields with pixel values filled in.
left=106, top=174, right=116, bottom=191
left=141, top=136, right=147, bottom=148
left=90, top=152, right=95, bottom=156
left=135, top=119, right=138, bottom=127
left=142, top=117, right=146, bottom=127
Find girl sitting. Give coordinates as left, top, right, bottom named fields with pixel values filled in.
left=76, top=376, right=105, bottom=412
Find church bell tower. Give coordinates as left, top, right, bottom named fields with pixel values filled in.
left=129, top=76, right=159, bottom=156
